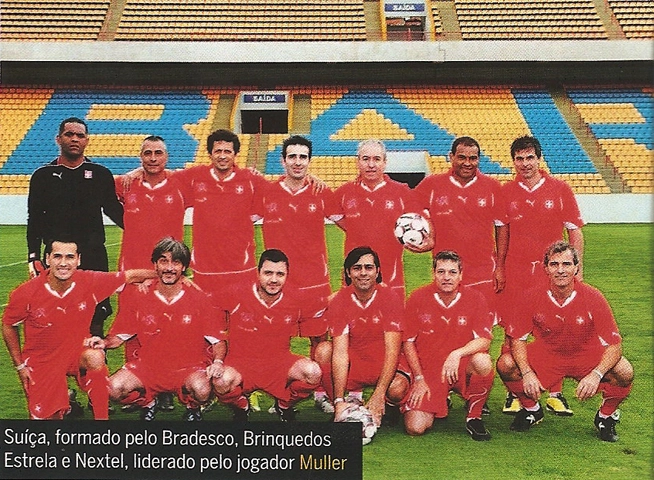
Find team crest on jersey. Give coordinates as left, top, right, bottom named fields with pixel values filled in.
left=78, top=302, right=87, bottom=311
left=477, top=197, right=487, bottom=207
left=127, top=194, right=138, bottom=204
left=419, top=313, right=432, bottom=324
left=165, top=195, right=174, bottom=204
left=545, top=200, right=554, bottom=209
left=84, top=170, right=93, bottom=179
left=284, top=315, right=293, bottom=324
left=385, top=200, right=395, bottom=210
left=308, top=203, right=317, bottom=213
left=458, top=316, right=467, bottom=326
left=510, top=201, right=519, bottom=211
left=241, top=313, right=254, bottom=323
left=183, top=315, right=192, bottom=324
left=346, top=198, right=358, bottom=209
left=266, top=203, right=278, bottom=212
left=235, top=185, right=244, bottom=194
left=34, top=308, right=46, bottom=318
left=371, top=315, right=381, bottom=324
left=143, top=315, right=156, bottom=326
left=197, top=183, right=207, bottom=192
left=437, top=196, right=449, bottom=206
left=576, top=316, right=585, bottom=325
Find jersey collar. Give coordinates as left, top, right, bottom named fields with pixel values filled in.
left=448, top=173, right=478, bottom=189
left=433, top=291, right=461, bottom=308
left=547, top=289, right=577, bottom=308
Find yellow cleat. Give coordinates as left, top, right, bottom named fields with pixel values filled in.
left=546, top=394, right=574, bottom=416
left=249, top=390, right=263, bottom=412
left=502, top=393, right=521, bottom=415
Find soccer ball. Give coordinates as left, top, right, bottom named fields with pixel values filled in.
left=336, top=402, right=378, bottom=445
left=394, top=212, right=430, bottom=247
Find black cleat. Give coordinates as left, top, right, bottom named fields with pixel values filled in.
left=594, top=410, right=620, bottom=442
left=140, top=403, right=157, bottom=421
left=65, top=389, right=84, bottom=418
left=466, top=418, right=491, bottom=441
left=274, top=400, right=297, bottom=422
left=121, top=403, right=140, bottom=413
left=157, top=392, right=175, bottom=412
left=182, top=407, right=202, bottom=421
left=381, top=403, right=401, bottom=426
left=510, top=406, right=544, bottom=431
left=502, top=392, right=521, bottom=415
left=232, top=404, right=251, bottom=422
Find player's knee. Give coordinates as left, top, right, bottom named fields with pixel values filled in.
left=470, top=352, right=493, bottom=376
left=496, top=352, right=518, bottom=380
left=81, top=348, right=105, bottom=370
left=313, top=341, right=332, bottom=365
left=387, top=374, right=410, bottom=403
left=212, top=368, right=241, bottom=395
left=303, top=360, right=322, bottom=385
left=404, top=420, right=428, bottom=436
left=609, top=357, right=634, bottom=386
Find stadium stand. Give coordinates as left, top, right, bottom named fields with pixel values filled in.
left=607, top=0, right=654, bottom=39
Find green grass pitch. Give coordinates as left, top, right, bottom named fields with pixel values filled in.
left=0, top=223, right=652, bottom=479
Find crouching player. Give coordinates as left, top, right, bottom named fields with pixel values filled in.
left=211, top=249, right=322, bottom=422
left=102, top=238, right=227, bottom=421
left=497, top=241, right=633, bottom=441
left=401, top=250, right=495, bottom=440
left=2, top=237, right=156, bottom=420
left=315, top=246, right=409, bottom=426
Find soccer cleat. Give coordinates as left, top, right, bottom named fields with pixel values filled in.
left=88, top=400, right=115, bottom=416
left=140, top=403, right=157, bottom=421
left=502, top=393, right=521, bottom=415
left=65, top=389, right=84, bottom=418
left=121, top=403, right=140, bottom=413
left=249, top=391, right=263, bottom=412
left=157, top=392, right=175, bottom=412
left=446, top=393, right=453, bottom=410
left=315, top=396, right=335, bottom=414
left=381, top=403, right=401, bottom=426
left=200, top=398, right=217, bottom=414
left=182, top=408, right=202, bottom=422
left=594, top=410, right=620, bottom=442
left=466, top=418, right=491, bottom=441
left=509, top=406, right=544, bottom=431
left=232, top=404, right=251, bottom=422
left=464, top=400, right=491, bottom=416
left=546, top=394, right=573, bottom=416
left=274, top=400, right=297, bottom=422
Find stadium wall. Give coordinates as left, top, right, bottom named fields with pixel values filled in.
left=0, top=194, right=651, bottom=225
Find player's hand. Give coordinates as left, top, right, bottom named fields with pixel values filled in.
left=493, top=265, right=506, bottom=293
left=83, top=336, right=106, bottom=349
left=306, top=174, right=327, bottom=194
left=404, top=235, right=434, bottom=253
left=121, top=168, right=144, bottom=192
left=521, top=371, right=544, bottom=400
left=334, top=400, right=349, bottom=421
left=575, top=373, right=601, bottom=401
left=365, top=392, right=385, bottom=425
left=206, top=360, right=226, bottom=379
left=407, top=377, right=431, bottom=409
left=441, top=352, right=461, bottom=385
left=17, top=366, right=35, bottom=392
left=28, top=260, right=45, bottom=278
left=137, top=278, right=155, bottom=293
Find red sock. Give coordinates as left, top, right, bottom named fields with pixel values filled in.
left=503, top=379, right=537, bottom=409
left=85, top=366, right=109, bottom=420
left=466, top=371, right=494, bottom=419
left=280, top=380, right=317, bottom=409
left=599, top=383, right=632, bottom=416
left=216, top=385, right=248, bottom=410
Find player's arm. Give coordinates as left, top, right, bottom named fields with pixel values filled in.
left=100, top=169, right=124, bottom=229
left=367, top=330, right=401, bottom=422
left=567, top=227, right=584, bottom=281
left=494, top=223, right=509, bottom=293
left=123, top=269, right=158, bottom=284
left=99, top=334, right=128, bottom=350
left=332, top=333, right=350, bottom=418
left=2, top=323, right=33, bottom=391
left=441, top=337, right=491, bottom=384
left=575, top=343, right=622, bottom=401
left=403, top=339, right=430, bottom=409
left=510, top=336, right=543, bottom=400
left=26, top=172, right=46, bottom=276
left=206, top=340, right=228, bottom=379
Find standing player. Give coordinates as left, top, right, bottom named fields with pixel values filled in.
left=102, top=238, right=226, bottom=421
left=315, top=247, right=409, bottom=426
left=331, top=139, right=433, bottom=298
left=252, top=135, right=335, bottom=412
left=402, top=250, right=495, bottom=441
left=212, top=250, right=322, bottom=422
left=415, top=136, right=508, bottom=304
left=499, top=135, right=585, bottom=415
left=497, top=241, right=633, bottom=442
left=2, top=237, right=156, bottom=420
left=27, top=117, right=124, bottom=337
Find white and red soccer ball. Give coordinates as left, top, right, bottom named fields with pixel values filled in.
left=394, top=212, right=430, bottom=247
left=336, top=402, right=378, bottom=445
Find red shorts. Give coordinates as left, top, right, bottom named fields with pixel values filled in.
left=402, top=357, right=471, bottom=418
left=345, top=353, right=383, bottom=392
left=226, top=352, right=303, bottom=402
left=528, top=343, right=603, bottom=390
left=124, top=360, right=207, bottom=404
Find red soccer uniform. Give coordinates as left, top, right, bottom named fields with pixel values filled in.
left=2, top=270, right=125, bottom=418
left=404, top=285, right=494, bottom=369
left=328, top=284, right=404, bottom=388
left=110, top=283, right=226, bottom=372
left=174, top=165, right=266, bottom=277
left=333, top=176, right=421, bottom=293
left=416, top=171, right=506, bottom=286
left=115, top=176, right=187, bottom=270
left=224, top=283, right=318, bottom=400
left=503, top=172, right=584, bottom=283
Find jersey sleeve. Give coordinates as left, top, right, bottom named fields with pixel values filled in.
left=99, top=167, right=124, bottom=229
left=109, top=284, right=140, bottom=337
left=587, top=287, right=621, bottom=346
left=326, top=291, right=349, bottom=337
left=87, top=271, right=127, bottom=305
left=26, top=169, right=47, bottom=259
left=170, top=167, right=196, bottom=207
left=2, top=282, right=32, bottom=327
left=560, top=181, right=585, bottom=228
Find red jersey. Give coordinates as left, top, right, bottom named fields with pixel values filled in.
left=404, top=285, right=494, bottom=370
left=110, top=283, right=226, bottom=370
left=416, top=171, right=506, bottom=284
left=506, top=282, right=621, bottom=357
left=115, top=176, right=187, bottom=270
left=333, top=176, right=421, bottom=290
left=2, top=270, right=125, bottom=367
left=253, top=179, right=337, bottom=290
left=225, top=283, right=313, bottom=362
left=174, top=166, right=265, bottom=275
left=503, top=172, right=584, bottom=265
left=328, top=284, right=404, bottom=366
